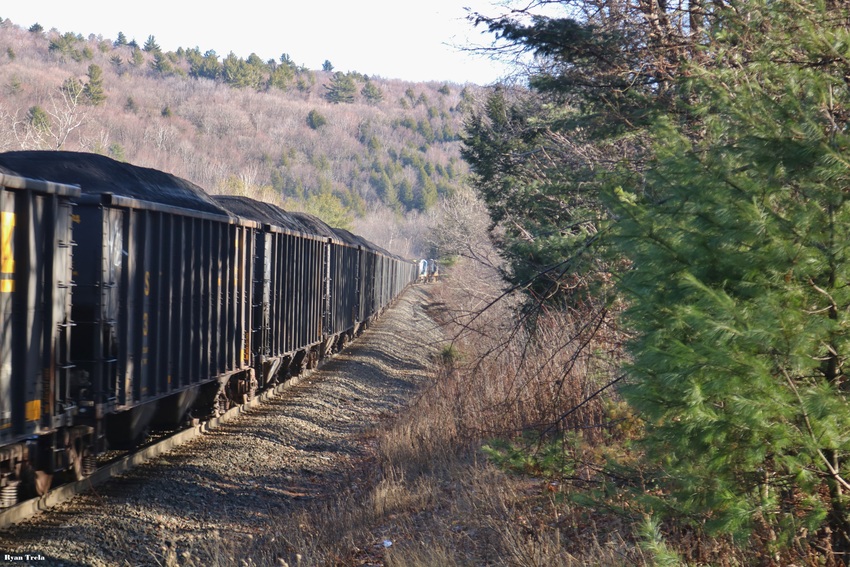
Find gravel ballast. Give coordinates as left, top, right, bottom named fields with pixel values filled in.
left=0, top=285, right=443, bottom=567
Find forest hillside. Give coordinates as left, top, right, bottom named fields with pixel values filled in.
left=0, top=18, right=478, bottom=257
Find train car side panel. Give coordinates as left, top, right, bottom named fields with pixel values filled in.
left=0, top=176, right=79, bottom=493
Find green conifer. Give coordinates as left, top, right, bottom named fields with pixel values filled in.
left=84, top=64, right=106, bottom=105
left=143, top=35, right=160, bottom=53
left=323, top=72, right=356, bottom=104
left=612, top=0, right=850, bottom=550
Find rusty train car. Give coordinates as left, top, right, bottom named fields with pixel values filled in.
left=0, top=151, right=416, bottom=503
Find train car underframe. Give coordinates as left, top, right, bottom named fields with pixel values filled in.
left=0, top=423, right=96, bottom=500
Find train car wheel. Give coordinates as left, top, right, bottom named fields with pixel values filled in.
left=35, top=471, right=53, bottom=496
left=67, top=446, right=86, bottom=482
left=16, top=463, right=51, bottom=499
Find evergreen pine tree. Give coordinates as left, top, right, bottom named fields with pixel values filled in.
left=361, top=81, right=383, bottom=105
left=143, top=35, right=160, bottom=53
left=188, top=49, right=221, bottom=80
left=150, top=52, right=173, bottom=75
left=130, top=48, right=144, bottom=67
left=397, top=178, right=414, bottom=210
left=463, top=87, right=606, bottom=303
left=221, top=52, right=264, bottom=89
left=28, top=105, right=49, bottom=132
left=323, top=72, right=356, bottom=104
left=84, top=64, right=106, bottom=105
left=306, top=109, right=327, bottom=130
left=267, top=64, right=293, bottom=90
left=611, top=0, right=850, bottom=551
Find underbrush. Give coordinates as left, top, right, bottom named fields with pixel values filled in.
left=242, top=265, right=653, bottom=566
left=326, top=266, right=762, bottom=566
left=258, top=263, right=651, bottom=566
left=163, top=264, right=811, bottom=566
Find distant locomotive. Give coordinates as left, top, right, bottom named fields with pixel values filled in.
left=0, top=151, right=416, bottom=503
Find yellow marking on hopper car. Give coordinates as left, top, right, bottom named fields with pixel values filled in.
left=1, top=213, right=15, bottom=289
left=71, top=214, right=81, bottom=223
left=25, top=400, right=40, bottom=421
left=144, top=271, right=150, bottom=296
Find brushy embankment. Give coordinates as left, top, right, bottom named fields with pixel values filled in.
left=254, top=257, right=649, bottom=566
left=164, top=258, right=777, bottom=567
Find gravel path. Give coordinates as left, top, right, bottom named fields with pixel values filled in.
left=0, top=285, right=444, bottom=567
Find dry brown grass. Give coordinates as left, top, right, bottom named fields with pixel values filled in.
left=233, top=258, right=646, bottom=567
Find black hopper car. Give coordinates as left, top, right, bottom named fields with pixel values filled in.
left=0, top=151, right=416, bottom=502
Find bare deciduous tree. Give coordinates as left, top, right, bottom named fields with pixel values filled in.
left=427, top=185, right=502, bottom=271
left=46, top=80, right=88, bottom=149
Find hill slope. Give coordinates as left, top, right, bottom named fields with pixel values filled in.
left=0, top=19, right=478, bottom=255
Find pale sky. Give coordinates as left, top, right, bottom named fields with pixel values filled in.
left=1, top=1, right=514, bottom=85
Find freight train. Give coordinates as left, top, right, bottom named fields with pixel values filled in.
left=0, top=151, right=416, bottom=504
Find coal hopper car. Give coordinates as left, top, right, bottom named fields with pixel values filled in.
left=0, top=152, right=258, bottom=495
left=0, top=151, right=416, bottom=505
left=0, top=170, right=80, bottom=499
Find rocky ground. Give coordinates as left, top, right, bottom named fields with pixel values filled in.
left=0, top=285, right=444, bottom=567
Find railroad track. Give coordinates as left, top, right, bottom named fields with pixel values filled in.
left=0, top=372, right=309, bottom=530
